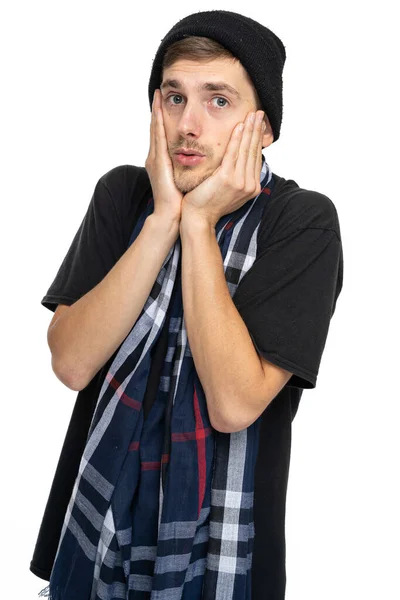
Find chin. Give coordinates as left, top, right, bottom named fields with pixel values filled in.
left=173, top=168, right=210, bottom=194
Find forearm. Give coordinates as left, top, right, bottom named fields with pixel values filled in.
left=49, top=214, right=179, bottom=391
left=180, top=216, right=265, bottom=433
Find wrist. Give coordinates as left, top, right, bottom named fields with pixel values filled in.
left=181, top=205, right=216, bottom=231
left=147, top=213, right=180, bottom=237
left=180, top=210, right=216, bottom=238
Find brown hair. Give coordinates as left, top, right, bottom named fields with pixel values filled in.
left=161, top=36, right=262, bottom=109
left=162, top=36, right=235, bottom=69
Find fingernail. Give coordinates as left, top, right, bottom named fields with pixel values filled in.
left=256, top=111, right=264, bottom=124
left=250, top=112, right=256, bottom=124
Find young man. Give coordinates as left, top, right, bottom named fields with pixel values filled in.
left=31, top=10, right=343, bottom=600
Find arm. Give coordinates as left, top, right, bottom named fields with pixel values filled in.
left=177, top=110, right=292, bottom=433
left=49, top=214, right=179, bottom=391
left=180, top=214, right=292, bottom=434
left=48, top=90, right=183, bottom=392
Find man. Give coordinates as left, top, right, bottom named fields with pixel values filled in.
left=30, top=10, right=343, bottom=600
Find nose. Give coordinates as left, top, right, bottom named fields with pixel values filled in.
left=176, top=101, right=202, bottom=138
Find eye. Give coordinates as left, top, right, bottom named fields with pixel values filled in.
left=211, top=97, right=229, bottom=109
left=166, top=94, right=184, bottom=106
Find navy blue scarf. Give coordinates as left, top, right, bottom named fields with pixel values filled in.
left=39, top=156, right=275, bottom=599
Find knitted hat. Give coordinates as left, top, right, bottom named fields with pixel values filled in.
left=148, top=10, right=286, bottom=142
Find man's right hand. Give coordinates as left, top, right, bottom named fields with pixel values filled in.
left=145, top=89, right=183, bottom=225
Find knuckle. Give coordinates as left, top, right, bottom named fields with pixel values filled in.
left=236, top=177, right=245, bottom=191
left=245, top=179, right=257, bottom=194
left=220, top=171, right=229, bottom=185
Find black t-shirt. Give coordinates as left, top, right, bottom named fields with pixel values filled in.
left=30, top=164, right=343, bottom=599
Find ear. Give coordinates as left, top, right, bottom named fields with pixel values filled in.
left=261, top=115, right=274, bottom=148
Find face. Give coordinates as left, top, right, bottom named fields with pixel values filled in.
left=160, top=57, right=274, bottom=194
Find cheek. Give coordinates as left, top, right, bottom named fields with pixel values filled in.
left=163, top=115, right=183, bottom=147
left=161, top=116, right=175, bottom=145
left=218, top=133, right=232, bottom=155
left=161, top=108, right=173, bottom=129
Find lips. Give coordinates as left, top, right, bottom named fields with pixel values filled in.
left=174, top=153, right=205, bottom=166
left=175, top=149, right=204, bottom=157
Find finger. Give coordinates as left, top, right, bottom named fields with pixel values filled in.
left=154, top=90, right=170, bottom=163
left=220, top=121, right=245, bottom=171
left=149, top=90, right=157, bottom=160
left=255, top=120, right=265, bottom=183
left=235, top=111, right=255, bottom=177
left=246, top=110, right=264, bottom=187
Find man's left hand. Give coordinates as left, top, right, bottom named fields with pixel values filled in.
left=181, top=110, right=266, bottom=229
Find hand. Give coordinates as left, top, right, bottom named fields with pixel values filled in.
left=144, top=89, right=183, bottom=225
left=181, top=110, right=266, bottom=228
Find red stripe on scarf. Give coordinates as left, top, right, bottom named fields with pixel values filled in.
left=172, top=428, right=212, bottom=441
left=142, top=461, right=161, bottom=471
left=261, top=185, right=272, bottom=195
left=105, top=372, right=142, bottom=411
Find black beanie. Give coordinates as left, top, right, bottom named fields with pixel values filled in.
left=148, top=10, right=286, bottom=142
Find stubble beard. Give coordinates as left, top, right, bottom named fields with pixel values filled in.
left=172, top=166, right=211, bottom=194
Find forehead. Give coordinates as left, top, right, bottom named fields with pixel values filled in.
left=161, top=57, right=255, bottom=96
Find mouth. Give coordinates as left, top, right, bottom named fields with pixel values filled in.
left=175, top=148, right=205, bottom=157
left=174, top=151, right=205, bottom=166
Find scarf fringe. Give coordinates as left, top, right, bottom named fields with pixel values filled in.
left=38, top=583, right=65, bottom=599
left=37, top=584, right=50, bottom=597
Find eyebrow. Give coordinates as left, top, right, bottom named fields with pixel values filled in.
left=160, top=79, right=241, bottom=100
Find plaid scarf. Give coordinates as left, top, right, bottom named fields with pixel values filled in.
left=39, top=156, right=275, bottom=600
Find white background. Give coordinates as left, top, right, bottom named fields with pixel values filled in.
left=1, top=1, right=399, bottom=598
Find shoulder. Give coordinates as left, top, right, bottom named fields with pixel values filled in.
left=93, top=164, right=152, bottom=248
left=259, top=173, right=342, bottom=247
left=93, top=164, right=151, bottom=217
left=98, top=164, right=150, bottom=199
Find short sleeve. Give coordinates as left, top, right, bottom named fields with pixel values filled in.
left=233, top=223, right=343, bottom=390
left=41, top=176, right=126, bottom=313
